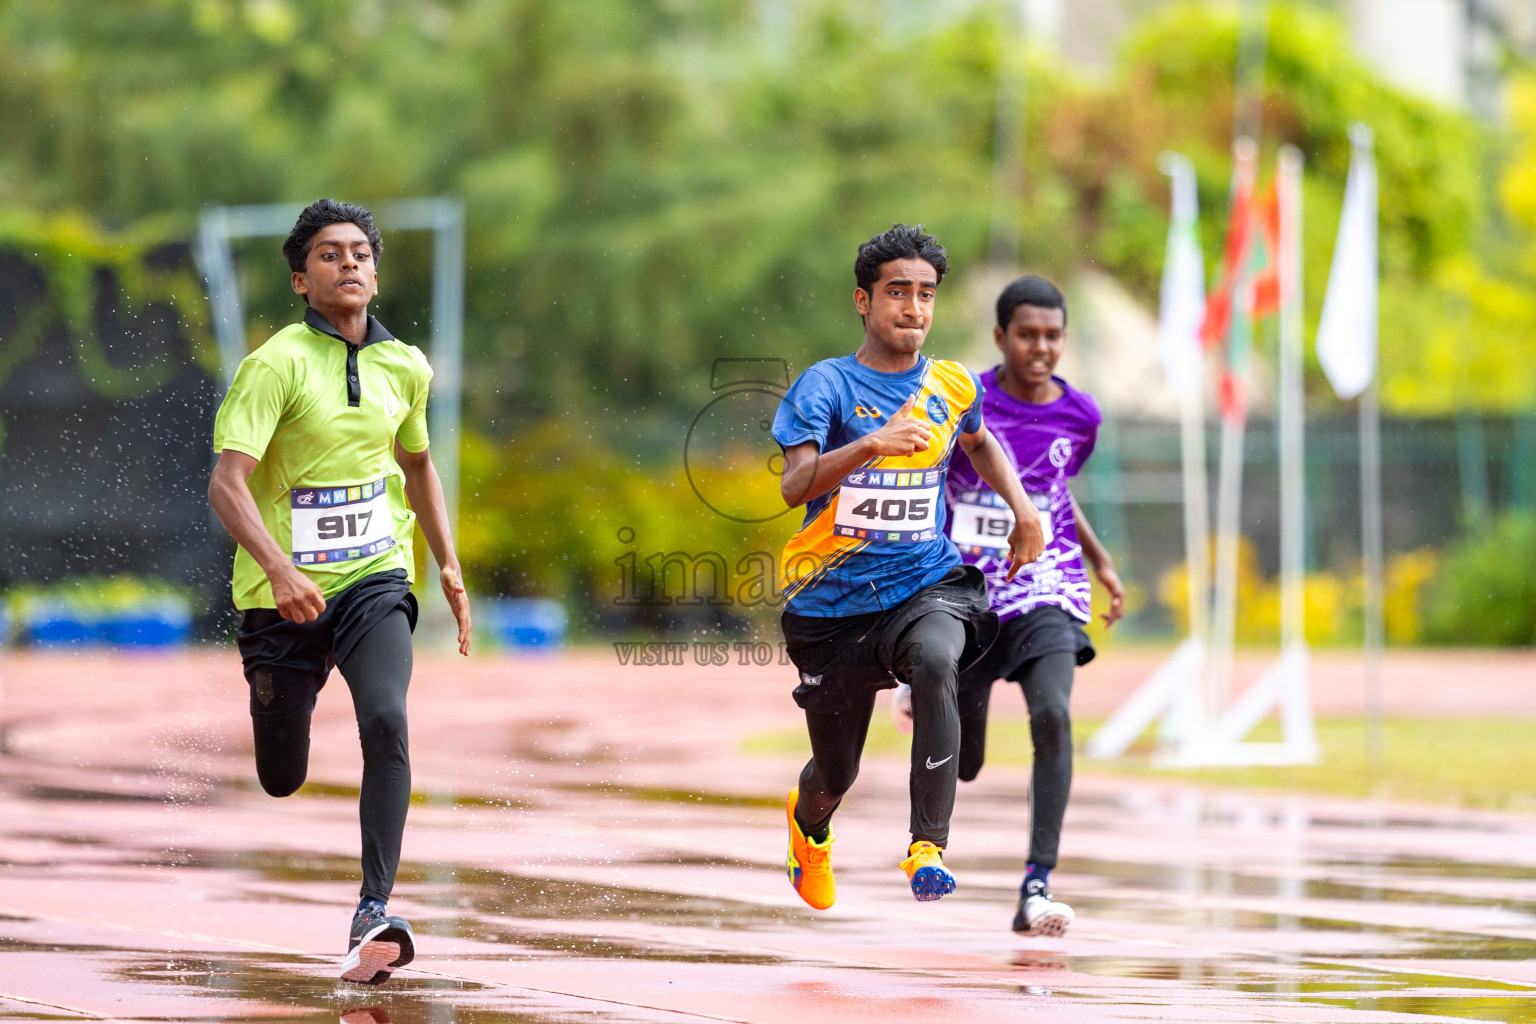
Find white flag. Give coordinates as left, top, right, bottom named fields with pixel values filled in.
left=1157, top=153, right=1205, bottom=397
left=1316, top=124, right=1378, bottom=400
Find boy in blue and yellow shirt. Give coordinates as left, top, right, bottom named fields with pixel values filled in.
left=773, top=224, right=1045, bottom=908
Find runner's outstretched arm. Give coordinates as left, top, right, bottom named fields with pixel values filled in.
left=1069, top=491, right=1126, bottom=627
left=779, top=393, right=933, bottom=507
left=208, top=449, right=327, bottom=623
left=395, top=442, right=472, bottom=656
left=957, top=427, right=1046, bottom=579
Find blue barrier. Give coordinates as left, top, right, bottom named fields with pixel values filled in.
left=14, top=597, right=192, bottom=649
left=19, top=600, right=96, bottom=647
left=483, top=597, right=567, bottom=650
left=102, top=600, right=194, bottom=647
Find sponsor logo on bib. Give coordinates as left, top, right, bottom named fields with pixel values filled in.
left=832, top=468, right=944, bottom=544
left=290, top=477, right=392, bottom=566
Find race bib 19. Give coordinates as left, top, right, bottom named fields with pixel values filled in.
left=290, top=478, right=394, bottom=566
left=833, top=468, right=943, bottom=544
left=949, top=488, right=1052, bottom=558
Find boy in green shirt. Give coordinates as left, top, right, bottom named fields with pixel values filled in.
left=208, top=199, right=471, bottom=986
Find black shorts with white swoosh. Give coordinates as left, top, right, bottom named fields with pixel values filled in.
left=781, top=564, right=998, bottom=714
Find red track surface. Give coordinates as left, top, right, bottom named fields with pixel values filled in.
left=0, top=646, right=1534, bottom=1022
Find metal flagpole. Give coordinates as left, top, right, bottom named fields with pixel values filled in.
left=1179, top=145, right=1316, bottom=766
left=1207, top=137, right=1258, bottom=723
left=1277, top=146, right=1305, bottom=657
left=1361, top=379, right=1384, bottom=764
left=1276, top=144, right=1316, bottom=755
left=1172, top=153, right=1211, bottom=743
left=1091, top=5, right=1270, bottom=761
left=1085, top=153, right=1208, bottom=759
left=1155, top=152, right=1212, bottom=660
left=1208, top=404, right=1246, bottom=718
left=1314, top=122, right=1382, bottom=767
left=1208, top=0, right=1266, bottom=725
left=1181, top=355, right=1211, bottom=651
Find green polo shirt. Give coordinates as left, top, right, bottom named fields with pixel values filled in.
left=213, top=309, right=433, bottom=610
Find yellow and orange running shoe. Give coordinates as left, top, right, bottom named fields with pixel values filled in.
left=785, top=788, right=836, bottom=910
left=900, top=841, right=957, bottom=902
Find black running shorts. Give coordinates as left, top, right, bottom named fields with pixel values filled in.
left=959, top=604, right=1094, bottom=696
left=781, top=564, right=1000, bottom=714
left=236, top=569, right=417, bottom=720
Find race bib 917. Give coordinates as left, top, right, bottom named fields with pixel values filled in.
left=290, top=478, right=394, bottom=566
left=949, top=488, right=1052, bottom=558
left=833, top=468, right=944, bottom=544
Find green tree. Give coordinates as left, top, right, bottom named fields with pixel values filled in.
left=6, top=0, right=1536, bottom=605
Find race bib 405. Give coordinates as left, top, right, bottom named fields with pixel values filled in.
left=290, top=478, right=393, bottom=566
left=832, top=468, right=943, bottom=544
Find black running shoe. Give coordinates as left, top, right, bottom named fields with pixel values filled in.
left=340, top=903, right=415, bottom=985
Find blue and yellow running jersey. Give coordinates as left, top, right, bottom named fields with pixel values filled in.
left=772, top=353, right=985, bottom=617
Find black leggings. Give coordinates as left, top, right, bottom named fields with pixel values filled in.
left=958, top=650, right=1074, bottom=867
left=795, top=611, right=966, bottom=848
left=253, top=608, right=413, bottom=902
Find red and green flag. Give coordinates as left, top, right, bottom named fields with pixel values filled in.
left=1201, top=158, right=1281, bottom=423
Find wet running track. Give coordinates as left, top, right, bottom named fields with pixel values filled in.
left=2, top=649, right=1536, bottom=1023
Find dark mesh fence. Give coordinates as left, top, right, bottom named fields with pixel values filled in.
left=0, top=247, right=234, bottom=638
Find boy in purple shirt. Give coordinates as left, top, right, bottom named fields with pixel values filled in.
left=941, top=276, right=1125, bottom=936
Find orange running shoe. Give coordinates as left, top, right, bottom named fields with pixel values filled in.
left=900, top=840, right=957, bottom=902
left=785, top=788, right=836, bottom=910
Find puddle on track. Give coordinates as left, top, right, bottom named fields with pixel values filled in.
left=956, top=843, right=1536, bottom=1020
left=11, top=748, right=1536, bottom=1020
left=1014, top=953, right=1536, bottom=1022
left=951, top=852, right=1536, bottom=928
left=192, top=847, right=810, bottom=932
left=0, top=928, right=781, bottom=1022
left=111, top=950, right=655, bottom=1024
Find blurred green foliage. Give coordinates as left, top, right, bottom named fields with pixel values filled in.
left=1404, top=74, right=1536, bottom=413
left=0, top=211, right=217, bottom=403
left=459, top=423, right=790, bottom=619
left=4, top=575, right=190, bottom=620
left=1421, top=512, right=1536, bottom=646
left=1156, top=535, right=1443, bottom=647
left=0, top=1, right=1515, bottom=419
left=4, top=1, right=1535, bottom=607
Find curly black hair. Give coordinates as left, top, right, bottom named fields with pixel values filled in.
left=853, top=223, right=949, bottom=294
left=281, top=199, right=383, bottom=273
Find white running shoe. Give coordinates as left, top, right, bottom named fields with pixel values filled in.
left=1013, top=885, right=1074, bottom=937
left=890, top=683, right=914, bottom=735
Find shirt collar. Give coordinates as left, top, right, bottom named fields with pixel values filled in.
left=303, top=307, right=395, bottom=347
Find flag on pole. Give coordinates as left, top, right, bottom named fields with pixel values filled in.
left=1316, top=124, right=1378, bottom=400
left=1157, top=154, right=1206, bottom=398
left=1200, top=142, right=1282, bottom=423
left=1248, top=182, right=1282, bottom=319
left=1200, top=151, right=1257, bottom=358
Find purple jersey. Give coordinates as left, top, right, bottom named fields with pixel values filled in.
left=945, top=370, right=1102, bottom=623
